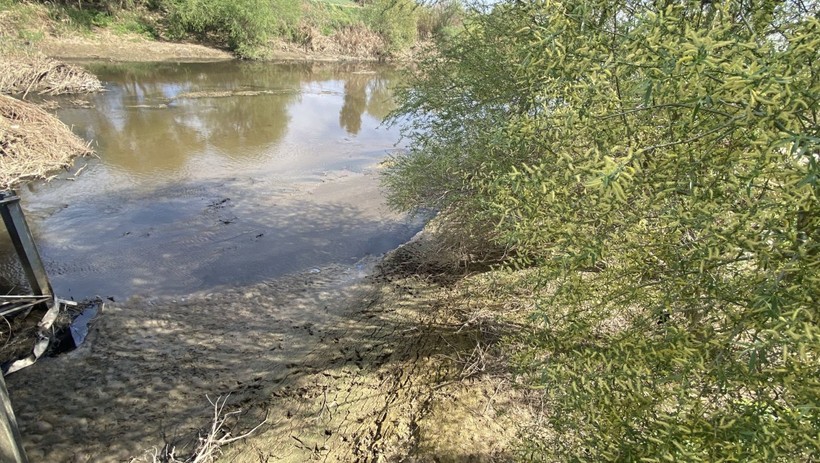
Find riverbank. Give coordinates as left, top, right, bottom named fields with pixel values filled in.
left=34, top=30, right=423, bottom=63
left=7, top=232, right=530, bottom=462
left=0, top=46, right=532, bottom=460
left=35, top=30, right=234, bottom=63
left=0, top=0, right=438, bottom=63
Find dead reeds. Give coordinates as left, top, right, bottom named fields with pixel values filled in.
left=333, top=25, right=386, bottom=58
left=0, top=94, right=93, bottom=190
left=0, top=53, right=102, bottom=96
left=294, top=24, right=387, bottom=58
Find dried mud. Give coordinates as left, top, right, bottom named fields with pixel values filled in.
left=36, top=31, right=233, bottom=63
left=5, top=237, right=528, bottom=462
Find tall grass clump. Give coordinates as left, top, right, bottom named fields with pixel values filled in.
left=385, top=0, right=819, bottom=461
left=301, top=0, right=365, bottom=35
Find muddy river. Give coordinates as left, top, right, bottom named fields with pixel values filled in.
left=0, top=61, right=422, bottom=300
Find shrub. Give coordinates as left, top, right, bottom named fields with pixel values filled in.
left=301, top=0, right=366, bottom=36
left=385, top=0, right=819, bottom=461
left=165, top=0, right=300, bottom=57
left=416, top=0, right=462, bottom=41
left=364, top=0, right=417, bottom=52
left=48, top=4, right=113, bottom=31
left=111, top=10, right=158, bottom=37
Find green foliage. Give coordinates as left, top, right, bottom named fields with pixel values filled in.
left=364, top=0, right=418, bottom=51
left=9, top=0, right=448, bottom=58
left=385, top=0, right=820, bottom=461
left=165, top=0, right=300, bottom=57
left=111, top=10, right=158, bottom=37
left=301, top=0, right=367, bottom=36
left=48, top=4, right=114, bottom=31
left=416, top=0, right=462, bottom=41
left=39, top=0, right=155, bottom=14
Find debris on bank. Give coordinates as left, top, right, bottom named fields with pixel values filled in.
left=1, top=299, right=103, bottom=375
left=0, top=94, right=93, bottom=189
left=0, top=53, right=102, bottom=96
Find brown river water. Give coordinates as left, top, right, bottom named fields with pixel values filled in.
left=0, top=60, right=423, bottom=300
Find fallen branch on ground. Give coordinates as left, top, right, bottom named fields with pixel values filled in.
left=136, top=395, right=266, bottom=463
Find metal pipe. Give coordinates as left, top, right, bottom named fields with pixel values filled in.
left=0, top=191, right=53, bottom=299
left=0, top=374, right=28, bottom=463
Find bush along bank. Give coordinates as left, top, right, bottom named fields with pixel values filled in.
left=0, top=0, right=465, bottom=60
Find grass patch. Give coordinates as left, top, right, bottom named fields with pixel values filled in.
left=48, top=5, right=113, bottom=33
left=110, top=11, right=159, bottom=39
left=0, top=1, right=50, bottom=49
left=302, top=0, right=366, bottom=36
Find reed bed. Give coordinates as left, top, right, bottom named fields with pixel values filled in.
left=0, top=94, right=92, bottom=190
left=0, top=53, right=102, bottom=96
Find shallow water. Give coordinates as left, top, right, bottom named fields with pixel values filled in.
left=0, top=61, right=421, bottom=300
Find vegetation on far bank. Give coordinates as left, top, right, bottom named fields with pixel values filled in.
left=0, top=0, right=465, bottom=59
left=385, top=0, right=819, bottom=461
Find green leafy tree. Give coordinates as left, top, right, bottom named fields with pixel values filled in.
left=385, top=0, right=819, bottom=461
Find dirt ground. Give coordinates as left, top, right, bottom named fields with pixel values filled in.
left=36, top=31, right=234, bottom=63
left=35, top=29, right=394, bottom=63
left=5, top=235, right=529, bottom=462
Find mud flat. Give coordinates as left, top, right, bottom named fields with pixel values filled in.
left=6, top=235, right=529, bottom=462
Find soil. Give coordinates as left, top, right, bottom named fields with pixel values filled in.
left=35, top=30, right=399, bottom=63
left=37, top=31, right=234, bottom=62
left=5, top=236, right=528, bottom=462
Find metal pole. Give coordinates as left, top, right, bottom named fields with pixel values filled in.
left=0, top=373, right=28, bottom=463
left=0, top=191, right=52, bottom=298
left=0, top=190, right=51, bottom=461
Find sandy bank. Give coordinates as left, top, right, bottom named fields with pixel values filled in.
left=37, top=31, right=233, bottom=63
left=35, top=30, right=393, bottom=63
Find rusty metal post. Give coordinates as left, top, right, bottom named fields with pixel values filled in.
left=0, top=372, right=28, bottom=462
left=0, top=191, right=52, bottom=298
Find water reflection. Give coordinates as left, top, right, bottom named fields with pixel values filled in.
left=0, top=61, right=414, bottom=299
left=59, top=61, right=401, bottom=183
left=339, top=73, right=396, bottom=135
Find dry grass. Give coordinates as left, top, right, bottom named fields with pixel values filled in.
left=0, top=53, right=102, bottom=96
left=297, top=25, right=337, bottom=53
left=292, top=24, right=387, bottom=58
left=0, top=94, right=93, bottom=190
left=332, top=25, right=386, bottom=57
